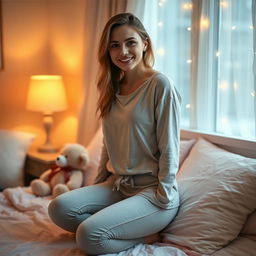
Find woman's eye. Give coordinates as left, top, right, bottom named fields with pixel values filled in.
left=110, top=43, right=119, bottom=48
left=65, top=155, right=68, bottom=159
left=127, top=41, right=137, bottom=46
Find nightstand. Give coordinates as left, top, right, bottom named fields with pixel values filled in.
left=24, top=148, right=60, bottom=185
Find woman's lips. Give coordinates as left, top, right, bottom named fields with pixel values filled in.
left=119, top=57, right=134, bottom=64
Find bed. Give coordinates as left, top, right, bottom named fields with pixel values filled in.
left=0, top=128, right=256, bottom=256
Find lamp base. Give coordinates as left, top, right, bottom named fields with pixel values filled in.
left=38, top=144, right=59, bottom=153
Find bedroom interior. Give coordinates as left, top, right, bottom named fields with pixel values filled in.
left=0, top=0, right=256, bottom=256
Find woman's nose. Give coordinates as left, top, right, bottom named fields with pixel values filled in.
left=120, top=45, right=128, bottom=55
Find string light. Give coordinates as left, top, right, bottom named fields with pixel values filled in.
left=216, top=51, right=220, bottom=57
left=187, top=26, right=192, bottom=31
left=186, top=59, right=192, bottom=64
left=200, top=17, right=209, bottom=29
left=219, top=81, right=228, bottom=90
left=158, top=0, right=166, bottom=7
left=251, top=91, right=256, bottom=97
left=221, top=117, right=229, bottom=125
left=231, top=26, right=236, bottom=30
left=249, top=25, right=254, bottom=30
left=156, top=48, right=165, bottom=56
left=157, top=22, right=163, bottom=27
left=220, top=1, right=228, bottom=8
left=233, top=81, right=238, bottom=91
left=185, top=104, right=191, bottom=109
left=182, top=2, right=193, bottom=10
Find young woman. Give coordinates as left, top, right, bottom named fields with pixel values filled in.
left=48, top=13, right=181, bottom=255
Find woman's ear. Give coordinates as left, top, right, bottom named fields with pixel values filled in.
left=143, top=39, right=149, bottom=52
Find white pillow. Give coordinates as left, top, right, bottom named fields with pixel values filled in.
left=83, top=126, right=103, bottom=186
left=161, top=138, right=256, bottom=255
left=0, top=130, right=35, bottom=189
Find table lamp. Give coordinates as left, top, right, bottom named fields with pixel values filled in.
left=26, top=75, right=67, bottom=153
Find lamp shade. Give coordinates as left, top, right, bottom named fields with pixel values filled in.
left=26, top=75, right=67, bottom=113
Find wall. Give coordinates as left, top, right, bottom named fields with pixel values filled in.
left=0, top=0, right=87, bottom=148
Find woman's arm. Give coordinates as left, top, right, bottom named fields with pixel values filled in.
left=154, top=76, right=181, bottom=207
left=94, top=139, right=111, bottom=184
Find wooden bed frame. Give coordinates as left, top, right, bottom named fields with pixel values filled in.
left=181, top=129, right=256, bottom=159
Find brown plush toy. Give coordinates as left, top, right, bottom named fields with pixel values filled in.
left=30, top=143, right=89, bottom=198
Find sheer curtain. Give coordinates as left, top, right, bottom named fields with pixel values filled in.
left=190, top=0, right=219, bottom=131
left=77, top=0, right=143, bottom=145
left=216, top=0, right=255, bottom=138
left=142, top=0, right=192, bottom=128
left=143, top=0, right=256, bottom=140
left=253, top=0, right=256, bottom=136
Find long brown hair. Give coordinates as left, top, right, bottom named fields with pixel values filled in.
left=96, top=13, right=155, bottom=118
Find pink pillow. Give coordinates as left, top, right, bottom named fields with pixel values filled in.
left=161, top=138, right=256, bottom=255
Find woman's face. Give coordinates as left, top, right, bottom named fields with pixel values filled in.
left=108, top=25, right=148, bottom=72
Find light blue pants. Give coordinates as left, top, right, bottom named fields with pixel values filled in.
left=48, top=181, right=178, bottom=255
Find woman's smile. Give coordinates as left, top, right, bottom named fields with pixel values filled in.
left=118, top=56, right=134, bottom=65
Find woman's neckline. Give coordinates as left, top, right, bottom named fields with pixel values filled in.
left=117, top=71, right=159, bottom=97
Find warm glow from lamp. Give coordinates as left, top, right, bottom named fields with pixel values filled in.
left=27, top=75, right=67, bottom=112
left=26, top=75, right=67, bottom=153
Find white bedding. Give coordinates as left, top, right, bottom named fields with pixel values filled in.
left=0, top=187, right=188, bottom=256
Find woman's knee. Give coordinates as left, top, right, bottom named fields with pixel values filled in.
left=48, top=196, right=63, bottom=220
left=48, top=194, right=76, bottom=232
left=76, top=217, right=103, bottom=255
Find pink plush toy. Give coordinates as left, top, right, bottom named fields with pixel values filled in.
left=30, top=143, right=89, bottom=197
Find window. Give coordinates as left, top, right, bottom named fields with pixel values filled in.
left=143, top=0, right=256, bottom=140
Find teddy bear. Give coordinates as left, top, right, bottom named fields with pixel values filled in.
left=30, top=143, right=90, bottom=198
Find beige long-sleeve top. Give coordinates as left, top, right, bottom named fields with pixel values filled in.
left=94, top=72, right=181, bottom=209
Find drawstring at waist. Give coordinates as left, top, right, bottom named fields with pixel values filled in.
left=112, top=176, right=135, bottom=191
left=112, top=174, right=158, bottom=191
